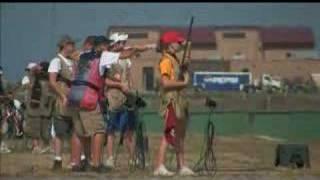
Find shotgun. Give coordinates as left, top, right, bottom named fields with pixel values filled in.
left=179, top=16, right=194, bottom=81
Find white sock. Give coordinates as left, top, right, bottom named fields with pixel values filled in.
left=81, top=154, right=86, bottom=160
left=158, top=164, right=165, bottom=169
left=54, top=156, right=62, bottom=161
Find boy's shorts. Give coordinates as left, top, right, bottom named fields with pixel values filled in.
left=51, top=115, right=74, bottom=138
left=105, top=109, right=137, bottom=134
left=24, top=115, right=50, bottom=141
left=76, top=105, right=106, bottom=137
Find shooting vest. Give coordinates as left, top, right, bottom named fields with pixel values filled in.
left=25, top=73, right=54, bottom=118
left=118, top=58, right=131, bottom=86
left=53, top=56, right=75, bottom=118
left=105, top=63, right=127, bottom=112
left=158, top=52, right=189, bottom=120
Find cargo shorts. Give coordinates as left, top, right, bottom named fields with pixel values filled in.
left=75, top=105, right=106, bottom=137
left=24, top=115, right=51, bottom=142
left=51, top=107, right=81, bottom=139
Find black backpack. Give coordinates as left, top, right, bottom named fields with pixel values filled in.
left=29, top=74, right=42, bottom=108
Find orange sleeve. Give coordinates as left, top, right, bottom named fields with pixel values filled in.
left=159, top=58, right=172, bottom=78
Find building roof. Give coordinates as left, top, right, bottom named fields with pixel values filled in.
left=159, top=26, right=216, bottom=45
left=108, top=25, right=315, bottom=49
left=260, top=26, right=315, bottom=49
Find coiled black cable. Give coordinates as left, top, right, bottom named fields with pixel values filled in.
left=193, top=108, right=217, bottom=176
left=131, top=120, right=149, bottom=171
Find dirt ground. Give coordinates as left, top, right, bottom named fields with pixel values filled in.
left=1, top=134, right=320, bottom=179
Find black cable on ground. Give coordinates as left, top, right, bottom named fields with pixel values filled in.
left=193, top=108, right=217, bottom=177
left=131, top=109, right=151, bottom=172
left=132, top=120, right=146, bottom=171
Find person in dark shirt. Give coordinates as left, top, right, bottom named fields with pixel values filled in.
left=79, top=36, right=97, bottom=60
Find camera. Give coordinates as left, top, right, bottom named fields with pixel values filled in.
left=205, top=97, right=217, bottom=109
left=135, top=96, right=147, bottom=108
left=125, top=93, right=147, bottom=109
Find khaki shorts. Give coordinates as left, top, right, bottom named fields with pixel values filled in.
left=52, top=106, right=81, bottom=139
left=75, top=106, right=105, bottom=137
left=24, top=115, right=50, bottom=142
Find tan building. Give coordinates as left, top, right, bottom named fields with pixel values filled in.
left=107, top=25, right=320, bottom=92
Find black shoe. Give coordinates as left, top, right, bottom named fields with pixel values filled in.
left=80, top=159, right=89, bottom=171
left=71, top=165, right=85, bottom=172
left=52, top=160, right=62, bottom=171
left=89, top=165, right=111, bottom=173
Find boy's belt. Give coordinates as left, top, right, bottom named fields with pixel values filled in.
left=57, top=76, right=72, bottom=87
left=71, top=80, right=99, bottom=92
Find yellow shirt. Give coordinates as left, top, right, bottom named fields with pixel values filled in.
left=159, top=53, right=177, bottom=81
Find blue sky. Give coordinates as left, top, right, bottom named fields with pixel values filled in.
left=1, top=3, right=320, bottom=81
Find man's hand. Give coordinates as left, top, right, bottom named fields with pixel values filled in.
left=183, top=72, right=190, bottom=85
left=180, top=62, right=189, bottom=73
left=120, top=83, right=129, bottom=94
left=145, top=43, right=157, bottom=50
left=61, top=95, right=68, bottom=107
left=134, top=43, right=157, bottom=51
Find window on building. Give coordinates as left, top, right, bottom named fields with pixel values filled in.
left=223, top=32, right=246, bottom=39
left=143, top=67, right=154, bottom=91
left=128, top=32, right=149, bottom=39
left=232, top=52, right=246, bottom=60
left=192, top=43, right=216, bottom=50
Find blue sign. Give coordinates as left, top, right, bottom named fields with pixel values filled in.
left=193, top=72, right=251, bottom=91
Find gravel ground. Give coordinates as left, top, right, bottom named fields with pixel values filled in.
left=1, top=135, right=320, bottom=180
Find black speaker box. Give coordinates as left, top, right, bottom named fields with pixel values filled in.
left=275, top=144, right=310, bottom=168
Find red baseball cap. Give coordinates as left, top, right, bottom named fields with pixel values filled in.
left=160, top=31, right=185, bottom=45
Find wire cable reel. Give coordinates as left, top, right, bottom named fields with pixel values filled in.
left=126, top=91, right=150, bottom=172
left=193, top=97, right=218, bottom=176
left=113, top=91, right=148, bottom=170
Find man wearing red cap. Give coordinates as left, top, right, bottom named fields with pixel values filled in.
left=154, top=31, right=195, bottom=176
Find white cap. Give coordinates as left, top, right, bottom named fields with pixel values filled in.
left=119, top=33, right=128, bottom=41
left=109, top=32, right=128, bottom=45
left=26, top=62, right=38, bottom=70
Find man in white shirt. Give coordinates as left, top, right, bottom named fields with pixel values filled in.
left=102, top=32, right=155, bottom=168
left=21, top=63, right=39, bottom=104
left=21, top=63, right=38, bottom=86
left=48, top=35, right=82, bottom=171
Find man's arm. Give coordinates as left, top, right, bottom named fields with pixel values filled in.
left=49, top=72, right=66, bottom=100
left=160, top=75, right=188, bottom=91
left=119, top=49, right=139, bottom=59
left=127, top=67, right=133, bottom=89
left=119, top=45, right=151, bottom=59
left=105, top=77, right=129, bottom=94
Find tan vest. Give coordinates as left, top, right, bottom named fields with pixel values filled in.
left=25, top=74, right=55, bottom=118
left=105, top=63, right=127, bottom=111
left=53, top=56, right=75, bottom=118
left=158, top=53, right=189, bottom=120
left=118, top=59, right=131, bottom=86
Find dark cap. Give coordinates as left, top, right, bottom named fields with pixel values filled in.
left=94, top=36, right=111, bottom=46
left=57, top=35, right=75, bottom=50
left=39, top=61, right=50, bottom=72
left=84, top=35, right=96, bottom=46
